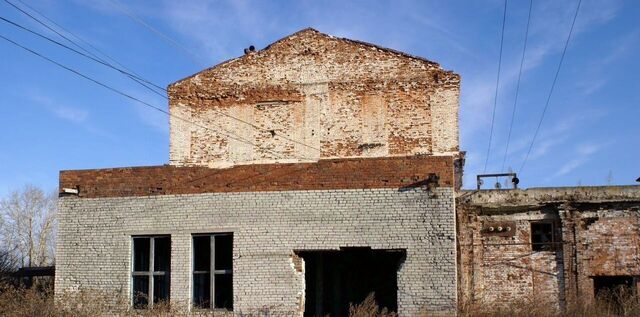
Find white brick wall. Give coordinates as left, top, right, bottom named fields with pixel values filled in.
left=55, top=187, right=456, bottom=316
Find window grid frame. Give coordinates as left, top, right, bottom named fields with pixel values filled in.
left=530, top=221, right=556, bottom=251
left=192, top=232, right=233, bottom=310
left=131, top=235, right=170, bottom=309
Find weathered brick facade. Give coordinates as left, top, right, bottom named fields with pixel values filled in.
left=56, top=186, right=456, bottom=316
left=55, top=28, right=461, bottom=316
left=456, top=186, right=640, bottom=310
left=168, top=28, right=460, bottom=168
left=54, top=26, right=640, bottom=315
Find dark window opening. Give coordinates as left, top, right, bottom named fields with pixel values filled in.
left=594, top=276, right=637, bottom=312
left=132, top=236, right=170, bottom=309
left=193, top=233, right=233, bottom=311
left=531, top=222, right=555, bottom=251
left=298, top=248, right=406, bottom=317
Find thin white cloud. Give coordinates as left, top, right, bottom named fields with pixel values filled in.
left=129, top=91, right=169, bottom=134
left=554, top=158, right=586, bottom=178
left=551, top=141, right=610, bottom=178
left=461, top=0, right=622, bottom=139
left=51, top=105, right=89, bottom=124
left=25, top=91, right=117, bottom=139
left=28, top=93, right=89, bottom=124
left=573, top=29, right=639, bottom=95
left=577, top=142, right=603, bottom=156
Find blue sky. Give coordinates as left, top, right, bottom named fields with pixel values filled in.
left=0, top=0, right=638, bottom=196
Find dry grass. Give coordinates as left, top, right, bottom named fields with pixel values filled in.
left=0, top=283, right=190, bottom=317
left=349, top=293, right=397, bottom=317
left=1, top=284, right=639, bottom=317
left=458, top=289, right=640, bottom=317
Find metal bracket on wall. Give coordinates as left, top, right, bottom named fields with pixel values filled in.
left=477, top=173, right=519, bottom=190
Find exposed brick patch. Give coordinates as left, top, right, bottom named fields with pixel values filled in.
left=167, top=28, right=460, bottom=167
left=456, top=187, right=640, bottom=309
left=60, top=155, right=454, bottom=198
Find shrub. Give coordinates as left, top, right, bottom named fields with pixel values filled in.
left=349, top=293, right=397, bottom=317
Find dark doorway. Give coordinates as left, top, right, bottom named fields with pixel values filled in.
left=593, top=276, right=636, bottom=311
left=298, top=248, right=406, bottom=317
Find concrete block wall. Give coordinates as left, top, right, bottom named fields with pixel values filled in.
left=55, top=187, right=457, bottom=316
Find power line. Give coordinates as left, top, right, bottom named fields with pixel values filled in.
left=2, top=0, right=165, bottom=95
left=11, top=0, right=157, bottom=92
left=0, top=15, right=166, bottom=99
left=107, top=0, right=205, bottom=67
left=0, top=15, right=321, bottom=153
left=519, top=0, right=582, bottom=174
left=500, top=0, right=533, bottom=172
left=483, top=0, right=508, bottom=173
left=0, top=32, right=314, bottom=161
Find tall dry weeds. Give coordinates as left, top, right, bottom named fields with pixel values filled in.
left=0, top=283, right=190, bottom=317
left=349, top=293, right=397, bottom=317
left=2, top=283, right=639, bottom=317
left=458, top=287, right=640, bottom=317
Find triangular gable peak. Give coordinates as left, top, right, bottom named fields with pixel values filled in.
left=169, top=28, right=448, bottom=91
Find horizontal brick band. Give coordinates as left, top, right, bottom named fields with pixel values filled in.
left=59, top=155, right=454, bottom=198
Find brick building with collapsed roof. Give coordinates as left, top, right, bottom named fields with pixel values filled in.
left=54, top=28, right=640, bottom=316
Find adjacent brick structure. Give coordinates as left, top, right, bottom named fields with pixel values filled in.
left=457, top=186, right=640, bottom=310
left=55, top=28, right=461, bottom=316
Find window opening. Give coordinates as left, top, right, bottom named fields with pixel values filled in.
left=132, top=236, right=170, bottom=308
left=193, top=233, right=233, bottom=310
left=531, top=222, right=554, bottom=251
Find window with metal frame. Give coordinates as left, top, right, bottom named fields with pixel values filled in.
left=531, top=222, right=555, bottom=251
left=192, top=233, right=233, bottom=310
left=132, top=236, right=170, bottom=308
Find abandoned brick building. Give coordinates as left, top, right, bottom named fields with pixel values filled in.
left=55, top=28, right=461, bottom=316
left=457, top=186, right=640, bottom=310
left=54, top=28, right=640, bottom=316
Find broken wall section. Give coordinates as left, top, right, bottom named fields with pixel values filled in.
left=457, top=186, right=640, bottom=310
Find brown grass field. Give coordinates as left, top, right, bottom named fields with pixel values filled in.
left=1, top=284, right=638, bottom=317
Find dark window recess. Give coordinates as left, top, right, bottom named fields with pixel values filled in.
left=193, top=233, right=233, bottom=310
left=594, top=276, right=637, bottom=313
left=215, top=273, right=233, bottom=309
left=531, top=222, right=555, bottom=251
left=133, top=238, right=150, bottom=271
left=132, top=236, right=170, bottom=308
left=193, top=272, right=211, bottom=308
left=132, top=276, right=149, bottom=309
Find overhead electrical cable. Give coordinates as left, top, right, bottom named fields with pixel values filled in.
left=483, top=0, right=508, bottom=173
left=500, top=0, right=533, bottom=172
left=519, top=0, right=582, bottom=174
left=2, top=0, right=165, bottom=95
left=0, top=15, right=321, bottom=153
left=11, top=0, right=156, bottom=91
left=0, top=15, right=166, bottom=99
left=0, top=33, right=316, bottom=161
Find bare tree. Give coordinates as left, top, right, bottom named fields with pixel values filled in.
left=0, top=185, right=57, bottom=267
left=0, top=248, right=17, bottom=284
